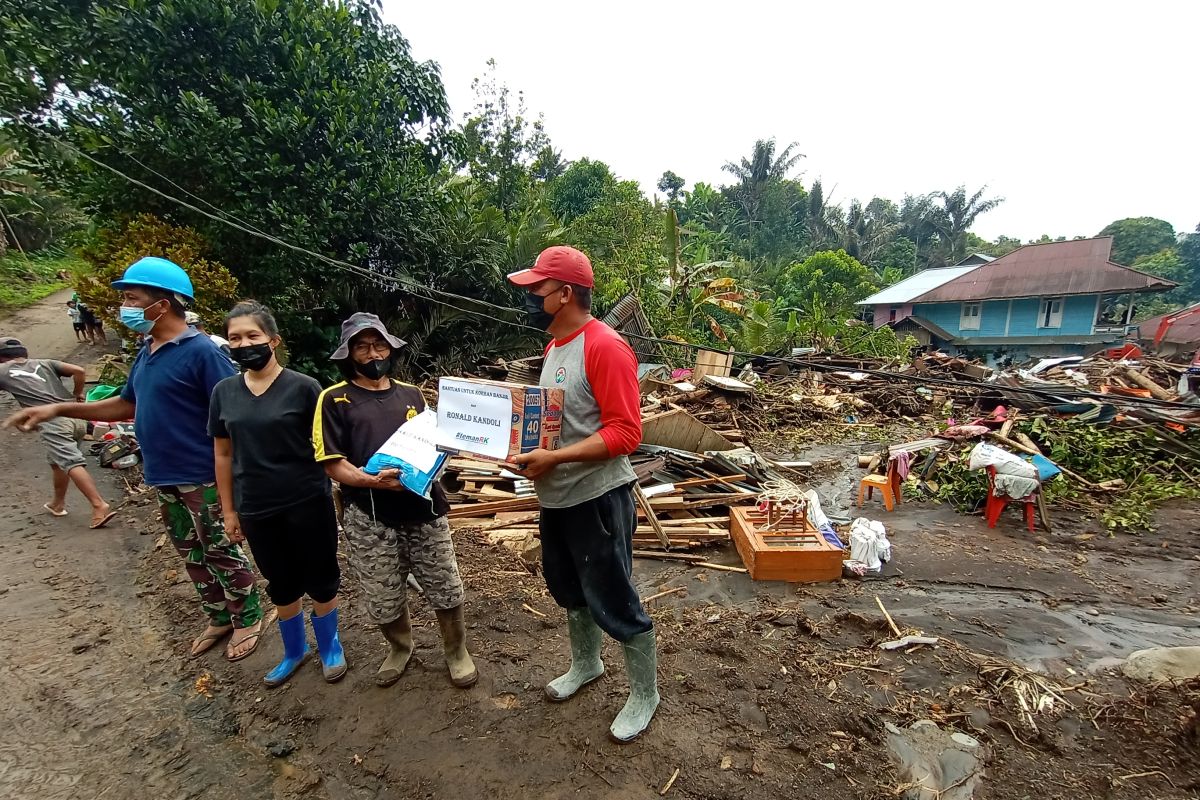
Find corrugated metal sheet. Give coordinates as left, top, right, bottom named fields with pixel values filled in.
left=891, top=315, right=955, bottom=341
left=913, top=237, right=1176, bottom=302
left=600, top=293, right=662, bottom=363
left=856, top=265, right=982, bottom=306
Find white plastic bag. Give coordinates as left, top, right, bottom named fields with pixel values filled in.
left=846, top=517, right=892, bottom=574
left=362, top=409, right=449, bottom=499
left=967, top=442, right=1038, bottom=478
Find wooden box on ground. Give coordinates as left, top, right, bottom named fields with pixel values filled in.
left=729, top=507, right=842, bottom=583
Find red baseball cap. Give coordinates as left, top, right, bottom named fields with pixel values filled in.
left=507, top=245, right=594, bottom=289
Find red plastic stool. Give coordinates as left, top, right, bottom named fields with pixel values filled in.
left=984, top=466, right=1037, bottom=532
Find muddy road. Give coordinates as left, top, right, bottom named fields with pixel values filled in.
left=1, top=292, right=1196, bottom=799
left=0, top=296, right=305, bottom=800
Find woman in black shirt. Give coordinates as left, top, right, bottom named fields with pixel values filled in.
left=209, top=301, right=347, bottom=687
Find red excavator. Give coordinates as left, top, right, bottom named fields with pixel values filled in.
left=1152, top=302, right=1200, bottom=350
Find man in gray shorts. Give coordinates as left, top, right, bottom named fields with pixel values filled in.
left=0, top=337, right=116, bottom=528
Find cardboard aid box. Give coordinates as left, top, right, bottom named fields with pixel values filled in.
left=436, top=377, right=562, bottom=461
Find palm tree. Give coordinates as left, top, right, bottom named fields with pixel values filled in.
left=932, top=186, right=1004, bottom=263
left=722, top=138, right=804, bottom=228
left=830, top=197, right=901, bottom=265
left=803, top=179, right=839, bottom=251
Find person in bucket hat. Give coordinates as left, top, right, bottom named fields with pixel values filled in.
left=5, top=257, right=266, bottom=662
left=312, top=312, right=478, bottom=689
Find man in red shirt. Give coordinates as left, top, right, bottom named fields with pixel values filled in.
left=508, top=246, right=658, bottom=742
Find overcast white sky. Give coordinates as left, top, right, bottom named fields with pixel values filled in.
left=383, top=1, right=1197, bottom=242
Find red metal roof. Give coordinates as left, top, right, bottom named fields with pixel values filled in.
left=912, top=237, right=1176, bottom=302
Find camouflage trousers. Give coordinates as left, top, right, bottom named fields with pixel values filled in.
left=342, top=505, right=464, bottom=624
left=158, top=483, right=263, bottom=628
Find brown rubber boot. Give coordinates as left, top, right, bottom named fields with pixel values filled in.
left=435, top=605, right=479, bottom=688
left=375, top=606, right=413, bottom=687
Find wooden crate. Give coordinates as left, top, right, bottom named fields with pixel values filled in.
left=729, top=506, right=842, bottom=583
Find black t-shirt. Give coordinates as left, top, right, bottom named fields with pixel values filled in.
left=313, top=378, right=450, bottom=524
left=208, top=368, right=331, bottom=517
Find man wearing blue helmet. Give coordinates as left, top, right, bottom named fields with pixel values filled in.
left=4, top=257, right=266, bottom=661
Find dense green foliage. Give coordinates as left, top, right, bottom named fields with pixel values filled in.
left=0, top=250, right=72, bottom=310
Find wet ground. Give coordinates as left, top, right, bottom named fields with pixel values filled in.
left=0, top=293, right=313, bottom=800
left=3, top=293, right=1197, bottom=799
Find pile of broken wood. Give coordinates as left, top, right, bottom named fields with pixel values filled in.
left=446, top=447, right=766, bottom=568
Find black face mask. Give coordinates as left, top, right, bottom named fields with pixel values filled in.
left=354, top=356, right=392, bottom=381
left=229, top=343, right=274, bottom=372
left=524, top=291, right=557, bottom=331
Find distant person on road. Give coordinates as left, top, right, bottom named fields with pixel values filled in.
left=0, top=337, right=116, bottom=528
left=210, top=301, right=346, bottom=687
left=77, top=301, right=107, bottom=345
left=66, top=300, right=88, bottom=343
left=312, top=312, right=477, bottom=689
left=186, top=311, right=232, bottom=357
left=507, top=246, right=659, bottom=743
left=3, top=257, right=265, bottom=662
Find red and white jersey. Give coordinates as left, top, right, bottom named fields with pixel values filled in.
left=536, top=319, right=641, bottom=508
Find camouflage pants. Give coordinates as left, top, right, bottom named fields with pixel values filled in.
left=158, top=484, right=263, bottom=628
left=342, top=505, right=464, bottom=623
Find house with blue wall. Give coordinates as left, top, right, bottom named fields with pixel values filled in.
left=857, top=237, right=1176, bottom=364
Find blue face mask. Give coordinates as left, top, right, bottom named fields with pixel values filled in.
left=119, top=305, right=158, bottom=334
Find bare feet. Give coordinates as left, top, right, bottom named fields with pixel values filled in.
left=226, top=619, right=264, bottom=661
left=190, top=623, right=233, bottom=656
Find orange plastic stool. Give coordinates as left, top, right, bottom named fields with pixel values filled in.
left=984, top=466, right=1037, bottom=531
left=857, top=459, right=901, bottom=511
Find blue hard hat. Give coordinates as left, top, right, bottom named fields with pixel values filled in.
left=111, top=257, right=195, bottom=301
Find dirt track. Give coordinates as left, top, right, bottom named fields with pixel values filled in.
left=2, top=293, right=1197, bottom=799
left=0, top=294, right=297, bottom=800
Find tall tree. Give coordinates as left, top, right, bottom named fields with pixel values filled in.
left=930, top=186, right=1004, bottom=264
left=1098, top=217, right=1177, bottom=266
left=656, top=170, right=685, bottom=204
left=0, top=0, right=510, bottom=373
left=778, top=249, right=878, bottom=316
left=721, top=138, right=804, bottom=247
left=461, top=59, right=552, bottom=219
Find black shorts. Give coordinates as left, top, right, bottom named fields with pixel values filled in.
left=239, top=493, right=340, bottom=606
left=72, top=322, right=86, bottom=332
left=539, top=483, right=653, bottom=642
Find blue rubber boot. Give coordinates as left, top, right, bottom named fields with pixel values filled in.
left=311, top=608, right=348, bottom=683
left=263, top=613, right=310, bottom=688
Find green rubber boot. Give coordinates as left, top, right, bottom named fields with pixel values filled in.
left=609, top=628, right=660, bottom=743
left=375, top=606, right=413, bottom=688
left=545, top=607, right=605, bottom=702
left=435, top=605, right=479, bottom=688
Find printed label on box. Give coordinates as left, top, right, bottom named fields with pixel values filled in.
left=436, top=378, right=514, bottom=461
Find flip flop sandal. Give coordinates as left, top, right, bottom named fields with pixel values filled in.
left=225, top=608, right=277, bottom=663
left=225, top=630, right=263, bottom=662
left=190, top=627, right=233, bottom=657
left=90, top=510, right=118, bottom=529
left=43, top=504, right=68, bottom=517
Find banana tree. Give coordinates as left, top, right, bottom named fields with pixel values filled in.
left=682, top=276, right=748, bottom=341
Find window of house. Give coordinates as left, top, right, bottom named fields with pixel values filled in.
left=1039, top=297, right=1063, bottom=328
left=959, top=302, right=981, bottom=330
